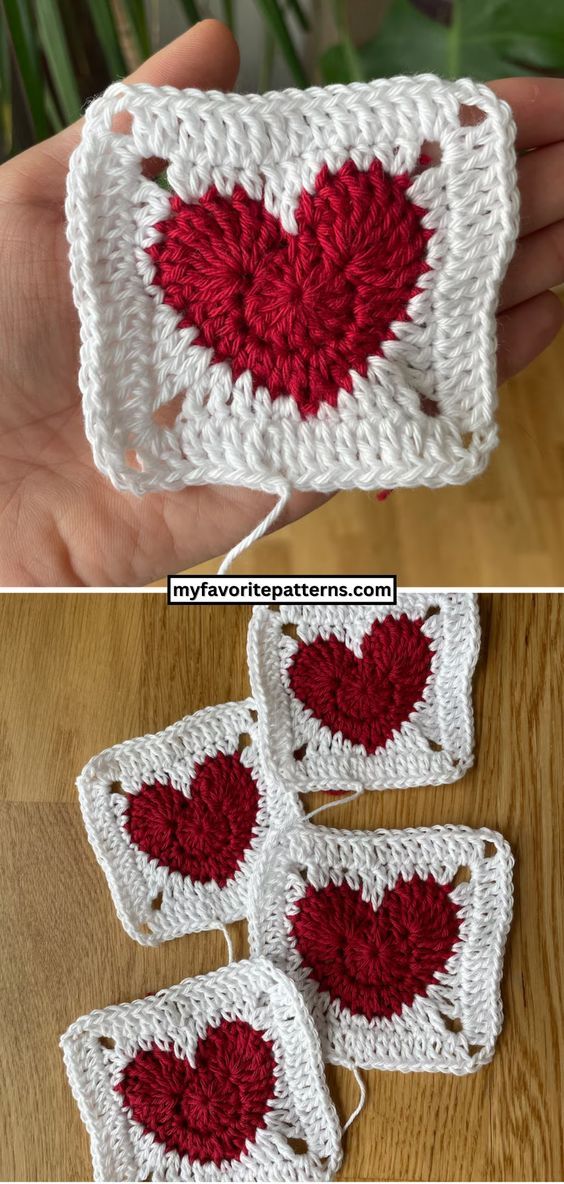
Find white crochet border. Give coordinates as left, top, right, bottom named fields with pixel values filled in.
left=248, top=824, right=514, bottom=1074
left=247, top=596, right=480, bottom=792
left=77, top=700, right=302, bottom=946
left=66, top=76, right=518, bottom=497
left=60, top=957, right=342, bottom=1182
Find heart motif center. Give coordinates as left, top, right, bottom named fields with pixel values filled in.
left=288, top=614, right=433, bottom=753
left=124, top=751, right=259, bottom=887
left=147, top=160, right=432, bottom=416
left=116, top=1019, right=275, bottom=1165
left=291, top=875, right=461, bottom=1020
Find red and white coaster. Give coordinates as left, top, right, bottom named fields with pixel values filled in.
left=77, top=700, right=301, bottom=945
left=61, top=958, right=342, bottom=1182
left=247, top=596, right=479, bottom=792
left=248, top=824, right=513, bottom=1074
left=66, top=77, right=517, bottom=500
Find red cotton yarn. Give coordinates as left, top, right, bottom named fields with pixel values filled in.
left=124, top=752, right=259, bottom=887
left=147, top=159, right=432, bottom=417
left=116, top=1019, right=276, bottom=1165
left=288, top=615, right=433, bottom=753
left=290, top=875, right=461, bottom=1021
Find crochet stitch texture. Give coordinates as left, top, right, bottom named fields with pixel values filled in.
left=66, top=76, right=518, bottom=502
left=60, top=958, right=342, bottom=1182
left=76, top=700, right=302, bottom=945
left=247, top=595, right=480, bottom=792
left=248, top=823, right=514, bottom=1074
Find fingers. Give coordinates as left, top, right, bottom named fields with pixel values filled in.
left=517, top=142, right=564, bottom=236
left=497, top=290, right=563, bottom=383
left=488, top=77, right=564, bottom=150
left=500, top=220, right=564, bottom=311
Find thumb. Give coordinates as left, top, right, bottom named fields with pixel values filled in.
left=5, top=19, right=239, bottom=198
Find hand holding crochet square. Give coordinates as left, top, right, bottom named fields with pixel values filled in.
left=66, top=76, right=518, bottom=510
left=247, top=595, right=480, bottom=792
left=60, top=958, right=342, bottom=1182
left=76, top=700, right=300, bottom=945
left=248, top=824, right=514, bottom=1075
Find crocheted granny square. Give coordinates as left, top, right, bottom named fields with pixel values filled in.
left=247, top=596, right=479, bottom=792
left=77, top=700, right=301, bottom=945
left=248, top=824, right=514, bottom=1074
left=67, top=77, right=518, bottom=498
left=61, top=957, right=342, bottom=1182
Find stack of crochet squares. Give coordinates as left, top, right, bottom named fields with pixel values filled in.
left=62, top=596, right=514, bottom=1182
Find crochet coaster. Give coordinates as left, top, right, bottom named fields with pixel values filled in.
left=248, top=824, right=514, bottom=1074
left=77, top=700, right=301, bottom=945
left=60, top=958, right=342, bottom=1182
left=247, top=596, right=480, bottom=792
left=67, top=77, right=518, bottom=500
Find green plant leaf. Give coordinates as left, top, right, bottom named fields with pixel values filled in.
left=176, top=0, right=201, bottom=25
left=34, top=0, right=82, bottom=122
left=2, top=0, right=49, bottom=140
left=84, top=0, right=127, bottom=78
left=320, top=0, right=564, bottom=83
left=0, top=5, right=12, bottom=156
left=253, top=0, right=307, bottom=86
left=120, top=0, right=151, bottom=60
left=285, top=0, right=310, bottom=33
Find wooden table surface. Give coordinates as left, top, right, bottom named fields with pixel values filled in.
left=189, top=325, right=564, bottom=584
left=0, top=594, right=562, bottom=1181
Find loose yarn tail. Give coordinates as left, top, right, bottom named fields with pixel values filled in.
left=342, top=1066, right=367, bottom=1134
left=218, top=482, right=291, bottom=574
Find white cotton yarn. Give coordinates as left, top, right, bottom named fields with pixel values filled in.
left=66, top=76, right=519, bottom=504
left=60, top=958, right=343, bottom=1183
left=247, top=596, right=481, bottom=792
left=247, top=822, right=514, bottom=1075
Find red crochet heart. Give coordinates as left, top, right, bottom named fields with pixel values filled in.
left=291, top=875, right=461, bottom=1020
left=124, top=751, right=259, bottom=887
left=147, top=160, right=432, bottom=417
left=116, top=1019, right=276, bottom=1165
left=288, top=614, right=433, bottom=753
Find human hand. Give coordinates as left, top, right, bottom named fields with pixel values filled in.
left=0, top=45, right=562, bottom=586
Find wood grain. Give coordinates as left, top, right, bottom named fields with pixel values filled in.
left=0, top=594, right=562, bottom=1181
left=187, top=327, right=564, bottom=583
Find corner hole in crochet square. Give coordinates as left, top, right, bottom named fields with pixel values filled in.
left=153, top=391, right=185, bottom=428
left=248, top=706, right=258, bottom=723
left=98, top=1035, right=115, bottom=1049
left=282, top=622, right=299, bottom=641
left=141, top=157, right=171, bottom=189
left=427, top=738, right=444, bottom=753
left=418, top=392, right=441, bottom=418
left=439, top=1012, right=463, bottom=1034
left=416, top=140, right=442, bottom=172
left=125, top=448, right=143, bottom=472
left=460, top=431, right=473, bottom=448
left=238, top=732, right=252, bottom=754
left=483, top=840, right=498, bottom=858
left=111, top=110, right=132, bottom=135
left=467, top=1043, right=484, bottom=1056
left=423, top=604, right=441, bottom=620
left=451, top=864, right=471, bottom=888
left=459, top=104, right=486, bottom=127
left=293, top=744, right=308, bottom=762
left=138, top=921, right=153, bottom=935
left=110, top=780, right=127, bottom=797
left=287, top=1137, right=309, bottom=1156
left=151, top=892, right=163, bottom=912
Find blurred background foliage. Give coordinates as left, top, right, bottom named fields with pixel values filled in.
left=1, top=0, right=564, bottom=160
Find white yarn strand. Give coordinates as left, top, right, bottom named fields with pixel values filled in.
left=214, top=921, right=234, bottom=965
left=218, top=482, right=291, bottom=574
left=342, top=1067, right=367, bottom=1134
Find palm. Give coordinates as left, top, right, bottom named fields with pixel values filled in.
left=1, top=32, right=563, bottom=584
